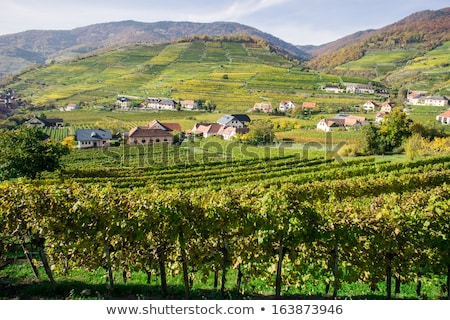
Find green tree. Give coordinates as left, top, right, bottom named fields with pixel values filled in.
left=0, top=127, right=70, bottom=180
left=378, top=107, right=412, bottom=152
left=205, top=100, right=216, bottom=112
left=404, top=133, right=425, bottom=160
left=243, top=119, right=274, bottom=144
left=361, top=124, right=382, bottom=155
left=362, top=108, right=412, bottom=155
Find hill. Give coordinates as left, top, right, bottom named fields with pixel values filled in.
left=307, top=7, right=450, bottom=93
left=1, top=37, right=369, bottom=112
left=0, top=21, right=308, bottom=80
left=298, top=29, right=377, bottom=56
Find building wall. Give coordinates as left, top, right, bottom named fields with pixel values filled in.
left=128, top=136, right=174, bottom=145
left=78, top=140, right=110, bottom=149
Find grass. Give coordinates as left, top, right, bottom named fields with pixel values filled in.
left=1, top=260, right=446, bottom=300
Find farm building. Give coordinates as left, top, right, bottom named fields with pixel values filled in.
left=25, top=116, right=64, bottom=128
left=317, top=114, right=368, bottom=132
left=76, top=129, right=112, bottom=149
left=127, top=120, right=181, bottom=145
left=217, top=114, right=250, bottom=128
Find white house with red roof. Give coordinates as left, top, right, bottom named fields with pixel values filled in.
left=317, top=114, right=368, bottom=132
left=279, top=100, right=296, bottom=112
left=407, top=92, right=448, bottom=107
left=436, top=110, right=450, bottom=125
left=127, top=119, right=181, bottom=145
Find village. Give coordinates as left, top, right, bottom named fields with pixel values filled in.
left=17, top=87, right=450, bottom=149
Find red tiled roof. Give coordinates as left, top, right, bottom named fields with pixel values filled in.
left=302, top=102, right=317, bottom=108
left=438, top=110, right=450, bottom=117
left=193, top=123, right=225, bottom=135
left=129, top=127, right=173, bottom=138
left=147, top=119, right=182, bottom=132
left=162, top=123, right=182, bottom=132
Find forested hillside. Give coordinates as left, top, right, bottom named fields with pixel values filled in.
left=308, top=8, right=450, bottom=71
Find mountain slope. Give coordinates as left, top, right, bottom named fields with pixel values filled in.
left=298, top=29, right=377, bottom=57
left=306, top=7, right=450, bottom=93
left=0, top=21, right=308, bottom=80
left=307, top=8, right=450, bottom=69
left=2, top=38, right=328, bottom=111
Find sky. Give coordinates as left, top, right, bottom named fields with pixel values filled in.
left=0, top=0, right=447, bottom=45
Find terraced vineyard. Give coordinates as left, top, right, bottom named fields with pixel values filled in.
left=4, top=38, right=370, bottom=112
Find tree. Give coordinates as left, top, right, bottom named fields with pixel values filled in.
left=242, top=119, right=274, bottom=144
left=204, top=100, right=216, bottom=112
left=378, top=107, right=412, bottom=152
left=404, top=133, right=425, bottom=160
left=0, top=127, right=70, bottom=180
left=362, top=108, right=412, bottom=155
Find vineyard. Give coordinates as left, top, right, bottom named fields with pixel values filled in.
left=4, top=39, right=372, bottom=112
left=1, top=153, right=449, bottom=299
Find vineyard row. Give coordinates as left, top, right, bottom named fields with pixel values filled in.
left=1, top=166, right=449, bottom=299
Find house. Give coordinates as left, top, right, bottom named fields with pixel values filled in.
left=222, top=126, right=249, bottom=140
left=192, top=123, right=249, bottom=140
left=252, top=102, right=273, bottom=113
left=128, top=127, right=174, bottom=144
left=65, top=103, right=80, bottom=111
left=116, top=96, right=131, bottom=109
left=375, top=112, right=389, bottom=124
left=407, top=92, right=449, bottom=106
left=128, top=120, right=182, bottom=145
left=302, top=102, right=317, bottom=109
left=217, top=114, right=250, bottom=128
left=76, top=129, right=112, bottom=149
left=192, top=123, right=225, bottom=138
left=25, top=116, right=64, bottom=128
left=363, top=101, right=378, bottom=112
left=345, top=83, right=374, bottom=94
left=317, top=115, right=368, bottom=132
left=406, top=92, right=424, bottom=105
left=436, top=110, right=450, bottom=125
left=323, top=85, right=342, bottom=94
left=279, top=101, right=296, bottom=112
left=145, top=97, right=177, bottom=110
left=380, top=101, right=394, bottom=113
left=317, top=119, right=346, bottom=132
left=422, top=96, right=448, bottom=107
left=181, top=100, right=197, bottom=110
